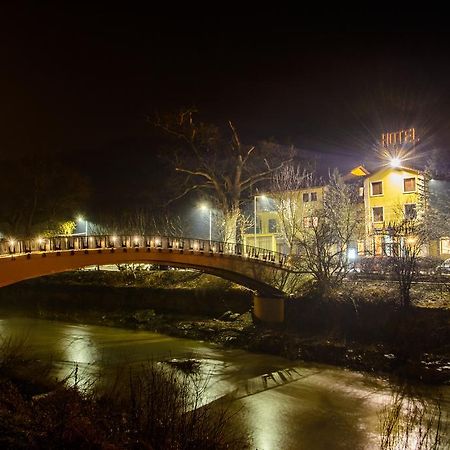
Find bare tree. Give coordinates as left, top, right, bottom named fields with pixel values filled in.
left=387, top=220, right=426, bottom=308
left=272, top=164, right=314, bottom=254
left=152, top=109, right=292, bottom=243
left=91, top=208, right=188, bottom=237
left=422, top=171, right=450, bottom=241
left=293, top=171, right=363, bottom=297
left=383, top=171, right=449, bottom=308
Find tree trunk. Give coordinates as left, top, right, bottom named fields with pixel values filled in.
left=223, top=208, right=240, bottom=244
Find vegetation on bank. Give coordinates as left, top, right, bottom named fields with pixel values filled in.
left=0, top=336, right=247, bottom=449
left=379, top=387, right=449, bottom=450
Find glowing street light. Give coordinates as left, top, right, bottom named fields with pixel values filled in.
left=254, top=194, right=267, bottom=247
left=389, top=157, right=401, bottom=168
left=77, top=216, right=88, bottom=237
left=347, top=248, right=357, bottom=261
left=199, top=203, right=212, bottom=242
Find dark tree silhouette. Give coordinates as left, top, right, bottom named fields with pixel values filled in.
left=0, top=155, right=89, bottom=237
left=152, top=109, right=293, bottom=242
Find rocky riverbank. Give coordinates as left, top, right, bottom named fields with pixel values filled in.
left=15, top=304, right=450, bottom=386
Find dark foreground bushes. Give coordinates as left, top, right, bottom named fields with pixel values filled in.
left=284, top=294, right=450, bottom=360
left=0, top=341, right=247, bottom=450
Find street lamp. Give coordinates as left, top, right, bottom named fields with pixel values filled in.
left=77, top=216, right=88, bottom=237
left=199, top=204, right=212, bottom=242
left=254, top=194, right=266, bottom=247
left=389, top=157, right=401, bottom=168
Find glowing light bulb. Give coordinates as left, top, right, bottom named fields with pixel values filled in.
left=390, top=157, right=401, bottom=168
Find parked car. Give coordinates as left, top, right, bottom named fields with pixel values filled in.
left=435, top=258, right=450, bottom=276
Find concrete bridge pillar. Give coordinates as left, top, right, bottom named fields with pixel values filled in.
left=253, top=294, right=285, bottom=324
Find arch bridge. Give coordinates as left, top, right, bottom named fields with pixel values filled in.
left=0, top=235, right=291, bottom=322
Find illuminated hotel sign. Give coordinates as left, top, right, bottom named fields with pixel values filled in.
left=381, top=128, right=416, bottom=148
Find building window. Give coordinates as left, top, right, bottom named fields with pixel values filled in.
left=383, top=235, right=394, bottom=256
left=303, top=217, right=318, bottom=228
left=440, top=238, right=450, bottom=255
left=372, top=206, right=384, bottom=223
left=310, top=192, right=318, bottom=201
left=302, top=193, right=309, bottom=202
left=268, top=219, right=277, bottom=233
left=404, top=203, right=417, bottom=220
left=371, top=181, right=383, bottom=196
left=404, top=177, right=416, bottom=193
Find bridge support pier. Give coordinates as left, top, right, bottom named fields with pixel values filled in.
left=253, top=294, right=285, bottom=324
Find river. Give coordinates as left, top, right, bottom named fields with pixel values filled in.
left=1, top=315, right=449, bottom=449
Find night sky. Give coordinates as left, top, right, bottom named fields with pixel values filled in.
left=1, top=7, right=450, bottom=204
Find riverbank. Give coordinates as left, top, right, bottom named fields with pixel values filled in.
left=1, top=270, right=449, bottom=385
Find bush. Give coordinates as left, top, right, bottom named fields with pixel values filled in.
left=0, top=358, right=248, bottom=449
left=379, top=386, right=449, bottom=449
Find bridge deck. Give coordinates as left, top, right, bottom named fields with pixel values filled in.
left=0, top=236, right=289, bottom=296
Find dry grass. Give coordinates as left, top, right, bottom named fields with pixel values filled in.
left=379, top=387, right=449, bottom=450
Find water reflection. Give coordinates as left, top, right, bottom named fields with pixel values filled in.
left=61, top=325, right=98, bottom=364
left=239, top=369, right=384, bottom=450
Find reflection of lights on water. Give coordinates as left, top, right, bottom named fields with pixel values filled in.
left=182, top=359, right=230, bottom=407
left=57, top=327, right=100, bottom=387
left=61, top=327, right=98, bottom=365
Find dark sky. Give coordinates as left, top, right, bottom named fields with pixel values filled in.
left=1, top=7, right=450, bottom=175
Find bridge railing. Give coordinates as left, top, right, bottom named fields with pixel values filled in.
left=0, top=235, right=288, bottom=266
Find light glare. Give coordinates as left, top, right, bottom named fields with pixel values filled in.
left=390, top=157, right=401, bottom=168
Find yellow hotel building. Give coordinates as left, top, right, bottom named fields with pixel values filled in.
left=364, top=165, right=424, bottom=255
left=244, top=165, right=450, bottom=259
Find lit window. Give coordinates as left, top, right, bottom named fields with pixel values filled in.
left=268, top=219, right=277, bottom=233
left=440, top=238, right=450, bottom=255
left=371, top=181, right=383, bottom=196
left=372, top=207, right=384, bottom=222
left=404, top=177, right=416, bottom=192
left=302, top=193, right=309, bottom=202
left=310, top=192, right=318, bottom=201
left=404, top=204, right=417, bottom=220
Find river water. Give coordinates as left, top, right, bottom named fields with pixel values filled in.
left=1, top=316, right=449, bottom=449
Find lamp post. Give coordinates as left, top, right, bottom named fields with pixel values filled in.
left=254, top=194, right=266, bottom=247
left=199, top=204, right=212, bottom=242
left=77, top=216, right=88, bottom=237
